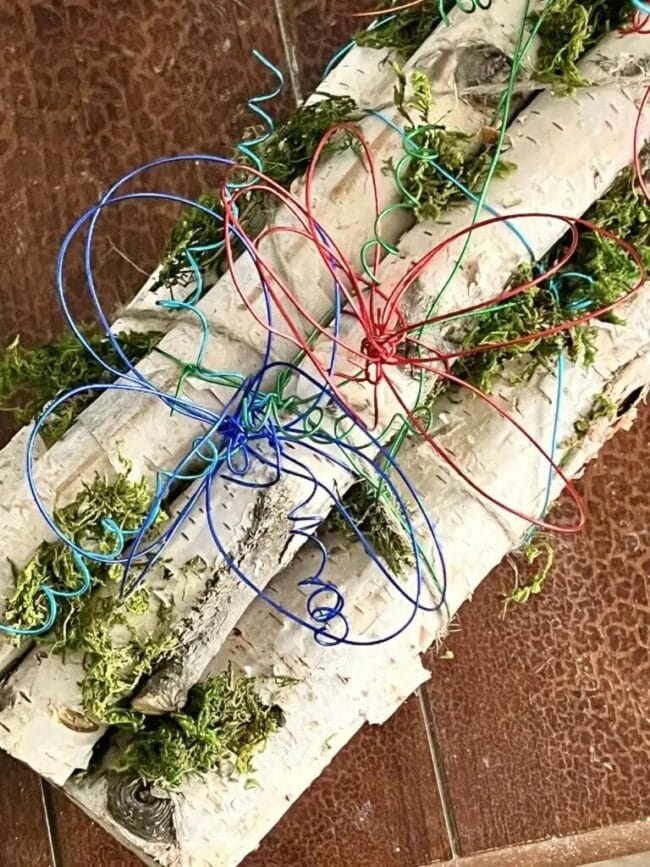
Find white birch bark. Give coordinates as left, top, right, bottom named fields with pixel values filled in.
left=131, top=27, right=650, bottom=710
left=0, top=0, right=543, bottom=674
left=0, top=24, right=646, bottom=784
left=0, top=6, right=400, bottom=496
left=63, top=279, right=650, bottom=867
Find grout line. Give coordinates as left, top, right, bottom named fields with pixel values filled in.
left=272, top=0, right=305, bottom=106
left=417, top=687, right=461, bottom=860
left=39, top=779, right=60, bottom=867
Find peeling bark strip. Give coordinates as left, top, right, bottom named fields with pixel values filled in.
left=0, top=25, right=647, bottom=789
left=0, top=0, right=545, bottom=675
left=65, top=282, right=650, bottom=867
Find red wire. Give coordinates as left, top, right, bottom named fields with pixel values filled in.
left=379, top=213, right=581, bottom=328
left=633, top=85, right=650, bottom=203
left=208, top=119, right=648, bottom=540
left=384, top=366, right=586, bottom=534
left=620, top=12, right=650, bottom=35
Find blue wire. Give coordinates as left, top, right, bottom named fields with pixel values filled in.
left=13, top=129, right=447, bottom=643
left=523, top=271, right=596, bottom=539
left=321, top=14, right=398, bottom=80
left=230, top=51, right=284, bottom=191
left=11, top=23, right=602, bottom=641
left=202, top=367, right=446, bottom=646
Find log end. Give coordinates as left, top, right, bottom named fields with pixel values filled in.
left=455, top=43, right=513, bottom=107
left=131, top=659, right=189, bottom=716
left=106, top=772, right=176, bottom=844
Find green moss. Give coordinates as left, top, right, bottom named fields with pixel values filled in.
left=159, top=95, right=358, bottom=290
left=560, top=390, right=618, bottom=454
left=116, top=667, right=285, bottom=788
left=0, top=327, right=162, bottom=445
left=75, top=592, right=176, bottom=729
left=401, top=125, right=516, bottom=222
left=534, top=0, right=632, bottom=92
left=5, top=473, right=154, bottom=635
left=502, top=539, right=555, bottom=607
left=322, top=481, right=415, bottom=576
left=5, top=474, right=283, bottom=771
left=158, top=193, right=225, bottom=289
left=391, top=67, right=516, bottom=223
left=5, top=473, right=175, bottom=728
left=355, top=0, right=630, bottom=89
left=572, top=391, right=617, bottom=436
left=454, top=264, right=595, bottom=393
left=245, top=96, right=358, bottom=187
left=571, top=157, right=650, bottom=300
left=456, top=157, right=650, bottom=392
left=355, top=1, right=450, bottom=56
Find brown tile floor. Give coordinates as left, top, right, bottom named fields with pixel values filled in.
left=241, top=696, right=450, bottom=867
left=0, top=752, right=52, bottom=867
left=423, top=406, right=650, bottom=856
left=278, top=0, right=380, bottom=95
left=0, top=3, right=648, bottom=866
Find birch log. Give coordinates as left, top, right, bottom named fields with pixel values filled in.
left=0, top=263, right=187, bottom=674
left=0, top=0, right=540, bottom=684
left=131, top=28, right=650, bottom=710
left=0, top=25, right=647, bottom=786
left=0, top=19, right=398, bottom=495
left=63, top=278, right=650, bottom=867
left=0, top=0, right=544, bottom=677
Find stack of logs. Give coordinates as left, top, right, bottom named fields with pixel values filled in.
left=0, top=3, right=649, bottom=865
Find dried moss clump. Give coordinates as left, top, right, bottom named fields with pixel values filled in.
left=5, top=473, right=175, bottom=728
left=0, top=327, right=161, bottom=445
left=559, top=390, right=618, bottom=454
left=323, top=481, right=415, bottom=576
left=355, top=0, right=450, bottom=56
left=534, top=0, right=632, bottom=92
left=248, top=95, right=358, bottom=187
left=402, top=124, right=516, bottom=222
left=392, top=68, right=516, bottom=223
left=75, top=590, right=176, bottom=729
left=5, top=473, right=153, bottom=635
left=159, top=95, right=358, bottom=290
left=454, top=264, right=593, bottom=393
left=117, top=668, right=284, bottom=788
left=502, top=539, right=555, bottom=607
left=456, top=158, right=650, bottom=392
left=158, top=193, right=225, bottom=289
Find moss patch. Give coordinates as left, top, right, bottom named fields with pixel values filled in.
left=391, top=67, right=516, bottom=224
left=0, top=327, right=161, bottom=445
left=355, top=0, right=630, bottom=91
left=456, top=157, right=650, bottom=393
left=534, top=0, right=632, bottom=92
left=502, top=539, right=555, bottom=607
left=355, top=1, right=451, bottom=56
left=400, top=124, right=516, bottom=222
left=560, top=390, right=618, bottom=455
left=4, top=472, right=174, bottom=728
left=116, top=667, right=284, bottom=788
left=5, top=473, right=154, bottom=635
left=322, top=481, right=415, bottom=576
left=7, top=475, right=285, bottom=778
left=158, top=95, right=358, bottom=290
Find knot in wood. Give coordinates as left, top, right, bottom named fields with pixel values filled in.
left=455, top=43, right=512, bottom=106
